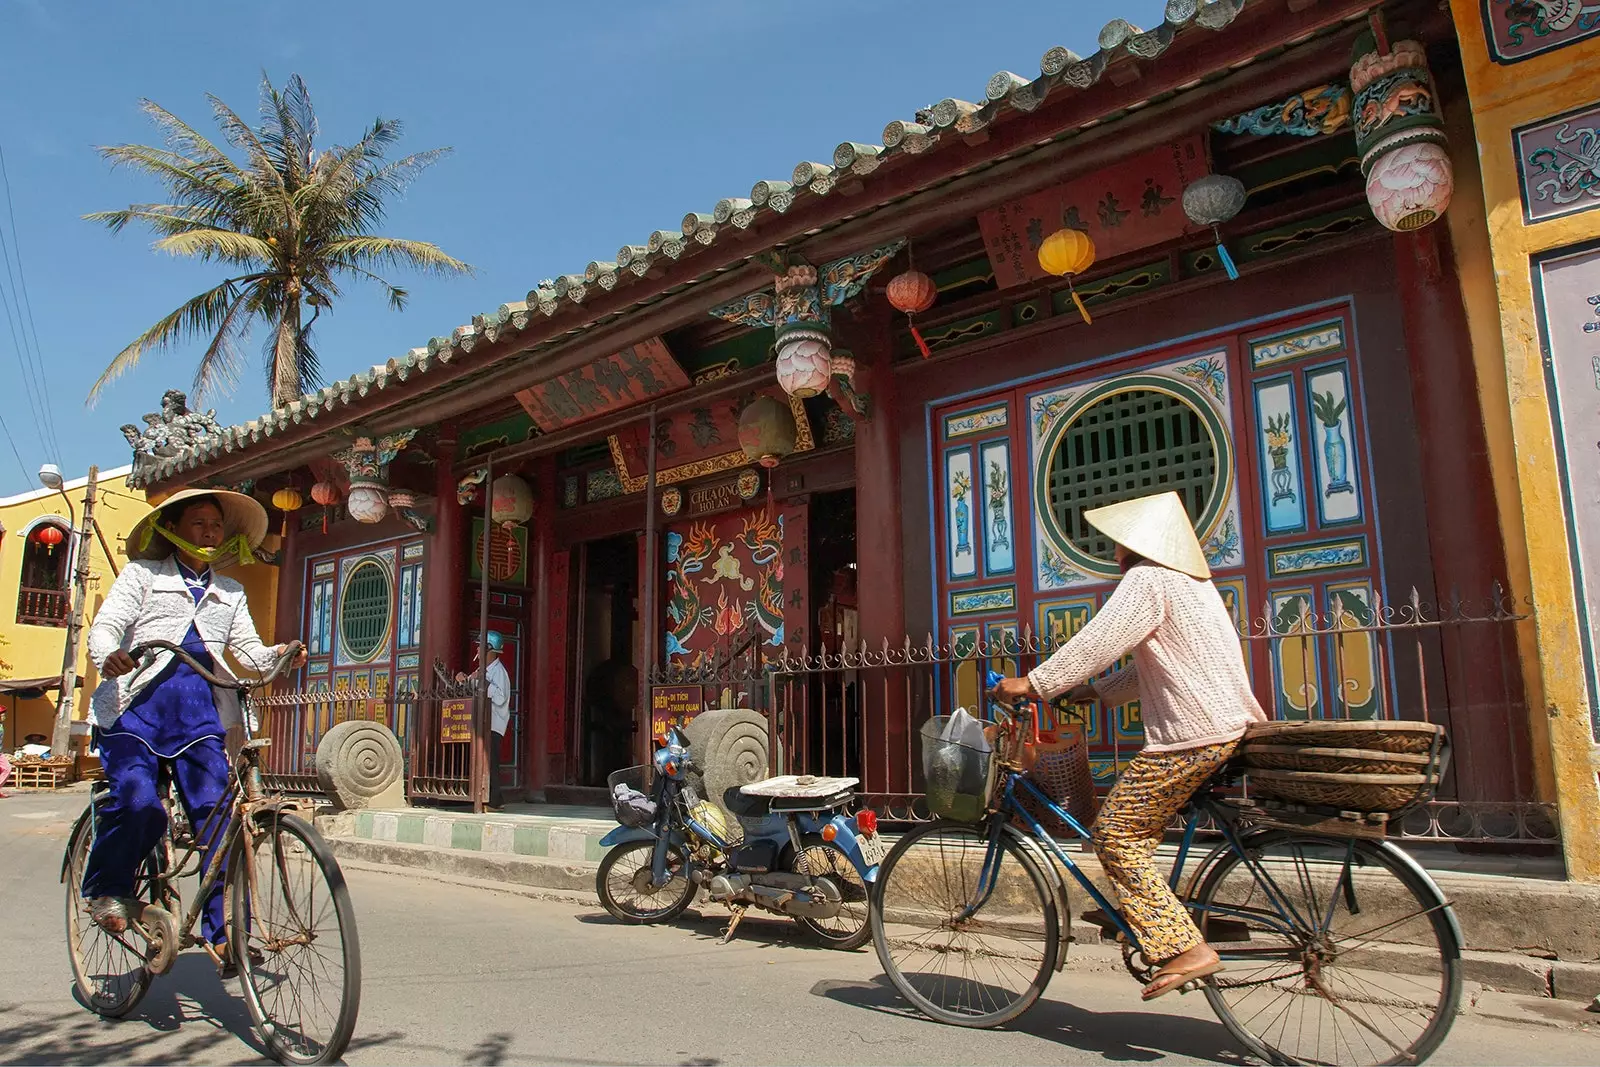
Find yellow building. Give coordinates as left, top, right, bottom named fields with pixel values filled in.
left=0, top=466, right=278, bottom=758
left=1450, top=1, right=1600, bottom=881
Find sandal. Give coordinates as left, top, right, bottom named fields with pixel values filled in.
left=88, top=896, right=131, bottom=934
left=1141, top=958, right=1226, bottom=1001
left=215, top=943, right=266, bottom=979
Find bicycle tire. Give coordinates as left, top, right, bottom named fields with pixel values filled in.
left=1193, top=829, right=1461, bottom=1067
left=791, top=834, right=872, bottom=951
left=871, top=820, right=1060, bottom=1028
left=62, top=804, right=160, bottom=1019
left=230, top=811, right=361, bottom=1066
left=595, top=840, right=695, bottom=924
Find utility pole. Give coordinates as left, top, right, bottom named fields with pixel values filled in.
left=52, top=465, right=99, bottom=755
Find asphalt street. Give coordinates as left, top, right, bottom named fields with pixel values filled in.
left=3, top=787, right=1596, bottom=1066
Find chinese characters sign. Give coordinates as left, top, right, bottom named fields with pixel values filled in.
left=441, top=699, right=473, bottom=744
left=515, top=336, right=689, bottom=432
left=977, top=136, right=1206, bottom=289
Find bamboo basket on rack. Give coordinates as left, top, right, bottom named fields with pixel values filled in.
left=1237, top=720, right=1448, bottom=817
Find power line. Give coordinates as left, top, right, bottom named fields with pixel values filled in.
left=0, top=407, right=35, bottom=489
left=0, top=143, right=61, bottom=462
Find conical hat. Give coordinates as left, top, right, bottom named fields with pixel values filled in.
left=1084, top=491, right=1211, bottom=579
left=126, top=488, right=269, bottom=562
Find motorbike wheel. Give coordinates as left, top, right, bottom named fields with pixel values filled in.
left=596, top=841, right=696, bottom=925
left=791, top=835, right=872, bottom=951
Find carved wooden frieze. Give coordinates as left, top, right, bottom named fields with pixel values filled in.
left=1514, top=100, right=1600, bottom=222
left=1480, top=1, right=1600, bottom=64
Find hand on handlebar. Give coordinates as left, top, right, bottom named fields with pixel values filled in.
left=102, top=649, right=139, bottom=679
left=279, top=643, right=309, bottom=670
left=988, top=675, right=1038, bottom=705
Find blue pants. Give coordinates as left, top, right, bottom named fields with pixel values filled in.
left=81, top=733, right=234, bottom=945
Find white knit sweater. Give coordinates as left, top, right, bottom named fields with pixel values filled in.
left=1027, top=563, right=1267, bottom=752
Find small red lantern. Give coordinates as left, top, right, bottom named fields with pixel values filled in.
left=32, top=524, right=65, bottom=554
left=310, top=480, right=342, bottom=532
left=886, top=268, right=938, bottom=359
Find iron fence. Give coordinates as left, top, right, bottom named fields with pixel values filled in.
left=755, top=587, right=1557, bottom=846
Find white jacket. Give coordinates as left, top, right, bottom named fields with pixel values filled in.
left=87, top=556, right=280, bottom=732
left=486, top=657, right=511, bottom=736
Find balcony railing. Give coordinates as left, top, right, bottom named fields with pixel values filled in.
left=16, top=585, right=69, bottom=627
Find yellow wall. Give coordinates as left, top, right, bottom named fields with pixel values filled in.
left=1449, top=1, right=1600, bottom=882
left=1, top=468, right=279, bottom=753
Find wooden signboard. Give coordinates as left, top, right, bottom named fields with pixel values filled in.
left=651, top=685, right=703, bottom=739
left=441, top=699, right=473, bottom=744
left=977, top=136, right=1207, bottom=289
left=515, top=337, right=689, bottom=432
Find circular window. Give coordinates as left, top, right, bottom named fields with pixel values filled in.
left=339, top=558, right=392, bottom=662
left=1038, top=379, right=1228, bottom=575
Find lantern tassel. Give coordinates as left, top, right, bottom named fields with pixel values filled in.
left=1069, top=284, right=1093, bottom=325
left=910, top=323, right=932, bottom=359
left=1214, top=227, right=1240, bottom=281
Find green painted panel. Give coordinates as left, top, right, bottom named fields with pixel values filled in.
left=1060, top=260, right=1173, bottom=310
left=682, top=328, right=773, bottom=381
left=459, top=414, right=538, bottom=460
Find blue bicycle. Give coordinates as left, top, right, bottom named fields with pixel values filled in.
left=869, top=678, right=1462, bottom=1066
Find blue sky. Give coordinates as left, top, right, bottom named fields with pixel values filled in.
left=0, top=0, right=1169, bottom=496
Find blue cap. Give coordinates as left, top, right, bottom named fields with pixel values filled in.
left=485, top=630, right=504, bottom=652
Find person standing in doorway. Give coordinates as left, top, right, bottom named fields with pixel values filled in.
left=461, top=631, right=510, bottom=810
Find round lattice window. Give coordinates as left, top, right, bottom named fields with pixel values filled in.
left=1037, top=379, right=1228, bottom=574
left=339, top=558, right=392, bottom=662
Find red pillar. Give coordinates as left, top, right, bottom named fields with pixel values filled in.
left=528, top=456, right=557, bottom=793
left=1393, top=226, right=1528, bottom=803
left=424, top=426, right=466, bottom=681
left=849, top=309, right=910, bottom=794
left=271, top=512, right=301, bottom=648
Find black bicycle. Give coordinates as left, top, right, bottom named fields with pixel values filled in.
left=61, top=639, right=361, bottom=1066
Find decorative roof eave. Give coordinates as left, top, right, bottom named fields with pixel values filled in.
left=133, top=0, right=1379, bottom=490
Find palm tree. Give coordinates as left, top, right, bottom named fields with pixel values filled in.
left=86, top=73, right=471, bottom=408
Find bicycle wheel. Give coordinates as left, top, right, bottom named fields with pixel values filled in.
left=791, top=835, right=871, bottom=950
left=1193, top=829, right=1461, bottom=1067
left=62, top=804, right=162, bottom=1018
left=595, top=840, right=695, bottom=924
left=230, top=811, right=361, bottom=1066
left=871, top=820, right=1060, bottom=1028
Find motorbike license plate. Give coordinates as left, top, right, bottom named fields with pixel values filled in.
left=858, top=831, right=887, bottom=867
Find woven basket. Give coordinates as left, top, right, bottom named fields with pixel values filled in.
left=1244, top=719, right=1442, bottom=754
left=1013, top=728, right=1098, bottom=840
left=1240, top=744, right=1433, bottom=776
left=1247, top=768, right=1435, bottom=814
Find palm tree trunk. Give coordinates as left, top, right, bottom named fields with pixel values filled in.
left=273, top=285, right=302, bottom=407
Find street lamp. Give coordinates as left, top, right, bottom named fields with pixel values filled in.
left=39, top=463, right=99, bottom=757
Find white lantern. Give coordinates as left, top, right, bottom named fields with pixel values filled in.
left=1364, top=139, right=1454, bottom=233
left=490, top=474, right=534, bottom=529
left=774, top=328, right=833, bottom=398
left=346, top=483, right=389, bottom=524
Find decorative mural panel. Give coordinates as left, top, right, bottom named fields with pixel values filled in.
left=515, top=336, right=688, bottom=432
left=985, top=621, right=1021, bottom=679
left=1213, top=577, right=1251, bottom=672
left=469, top=519, right=528, bottom=585
left=609, top=389, right=813, bottom=491
left=1036, top=597, right=1094, bottom=653
left=336, top=548, right=397, bottom=668
left=1269, top=536, right=1368, bottom=577
left=1249, top=319, right=1345, bottom=370
left=977, top=135, right=1206, bottom=289
left=1480, top=1, right=1600, bottom=64
left=663, top=506, right=786, bottom=668
left=1533, top=244, right=1600, bottom=733
left=1269, top=587, right=1322, bottom=721
left=944, top=449, right=977, bottom=579
left=950, top=626, right=980, bottom=713
left=945, top=405, right=1008, bottom=439
left=950, top=585, right=1016, bottom=617
left=1304, top=363, right=1363, bottom=525
left=1514, top=101, right=1600, bottom=223
left=979, top=441, right=1015, bottom=576
left=1254, top=378, right=1308, bottom=534
left=1326, top=580, right=1384, bottom=721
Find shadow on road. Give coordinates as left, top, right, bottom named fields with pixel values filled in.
left=810, top=975, right=1250, bottom=1064
left=576, top=906, right=868, bottom=954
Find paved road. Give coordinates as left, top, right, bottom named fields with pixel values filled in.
left=4, top=788, right=1597, bottom=1066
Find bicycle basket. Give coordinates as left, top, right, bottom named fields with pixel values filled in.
left=608, top=765, right=657, bottom=828
left=1012, top=725, right=1099, bottom=839
left=1238, top=720, right=1449, bottom=817
left=920, top=715, right=995, bottom=823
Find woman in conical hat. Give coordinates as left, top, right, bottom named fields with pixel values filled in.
left=992, top=491, right=1266, bottom=1000
left=80, top=489, right=305, bottom=971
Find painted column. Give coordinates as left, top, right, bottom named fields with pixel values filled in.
left=1394, top=225, right=1530, bottom=804
left=850, top=308, right=910, bottom=795
left=272, top=511, right=301, bottom=647
left=528, top=456, right=557, bottom=793
left=423, top=426, right=465, bottom=680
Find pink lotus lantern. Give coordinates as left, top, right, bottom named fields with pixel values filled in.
left=774, top=328, right=833, bottom=399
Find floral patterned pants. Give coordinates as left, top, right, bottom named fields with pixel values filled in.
left=1090, top=740, right=1239, bottom=963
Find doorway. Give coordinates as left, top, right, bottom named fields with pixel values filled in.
left=808, top=489, right=860, bottom=779
left=576, top=534, right=639, bottom=786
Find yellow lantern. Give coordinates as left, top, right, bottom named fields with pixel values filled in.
left=271, top=486, right=304, bottom=513
left=1037, top=227, right=1096, bottom=324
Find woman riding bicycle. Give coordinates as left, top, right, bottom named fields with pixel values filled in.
left=80, top=488, right=305, bottom=969
left=991, top=491, right=1265, bottom=1001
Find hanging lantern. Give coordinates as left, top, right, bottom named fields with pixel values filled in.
left=346, top=482, right=389, bottom=524
left=1182, top=175, right=1248, bottom=281
left=738, top=395, right=798, bottom=469
left=310, top=480, right=341, bottom=507
left=271, top=486, right=304, bottom=513
left=886, top=268, right=938, bottom=359
left=32, top=523, right=65, bottom=555
left=773, top=327, right=834, bottom=399
left=386, top=488, right=416, bottom=511
left=1037, top=228, right=1096, bottom=323
left=1350, top=31, right=1452, bottom=232
left=829, top=351, right=857, bottom=387
left=490, top=474, right=534, bottom=529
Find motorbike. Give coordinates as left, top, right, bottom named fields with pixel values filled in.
left=596, top=726, right=883, bottom=950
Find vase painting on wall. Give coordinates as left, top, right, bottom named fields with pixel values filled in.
left=1255, top=378, right=1307, bottom=534
left=980, top=441, right=1015, bottom=575
left=946, top=450, right=977, bottom=579
left=1307, top=364, right=1362, bottom=525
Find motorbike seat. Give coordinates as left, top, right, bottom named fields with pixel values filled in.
left=722, top=787, right=773, bottom=819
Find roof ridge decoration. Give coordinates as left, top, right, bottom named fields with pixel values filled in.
left=129, top=0, right=1254, bottom=488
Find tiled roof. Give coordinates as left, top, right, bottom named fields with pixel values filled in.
left=131, top=0, right=1254, bottom=488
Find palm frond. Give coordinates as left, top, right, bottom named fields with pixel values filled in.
left=93, top=144, right=242, bottom=222
left=258, top=72, right=317, bottom=189
left=190, top=278, right=262, bottom=401
left=331, top=262, right=408, bottom=309
left=206, top=93, right=282, bottom=189
left=134, top=99, right=246, bottom=183
left=322, top=235, right=472, bottom=276
left=82, top=204, right=216, bottom=238
left=154, top=228, right=276, bottom=264
left=87, top=278, right=253, bottom=405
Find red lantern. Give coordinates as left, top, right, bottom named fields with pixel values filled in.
left=886, top=268, right=938, bottom=359
left=310, top=480, right=342, bottom=533
left=32, top=524, right=65, bottom=554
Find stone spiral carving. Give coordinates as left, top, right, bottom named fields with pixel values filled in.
left=684, top=708, right=769, bottom=818
left=316, top=720, right=406, bottom=811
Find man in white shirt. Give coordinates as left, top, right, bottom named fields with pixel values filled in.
left=461, top=631, right=512, bottom=810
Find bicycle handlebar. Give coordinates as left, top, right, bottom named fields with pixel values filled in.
left=127, top=639, right=305, bottom=692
